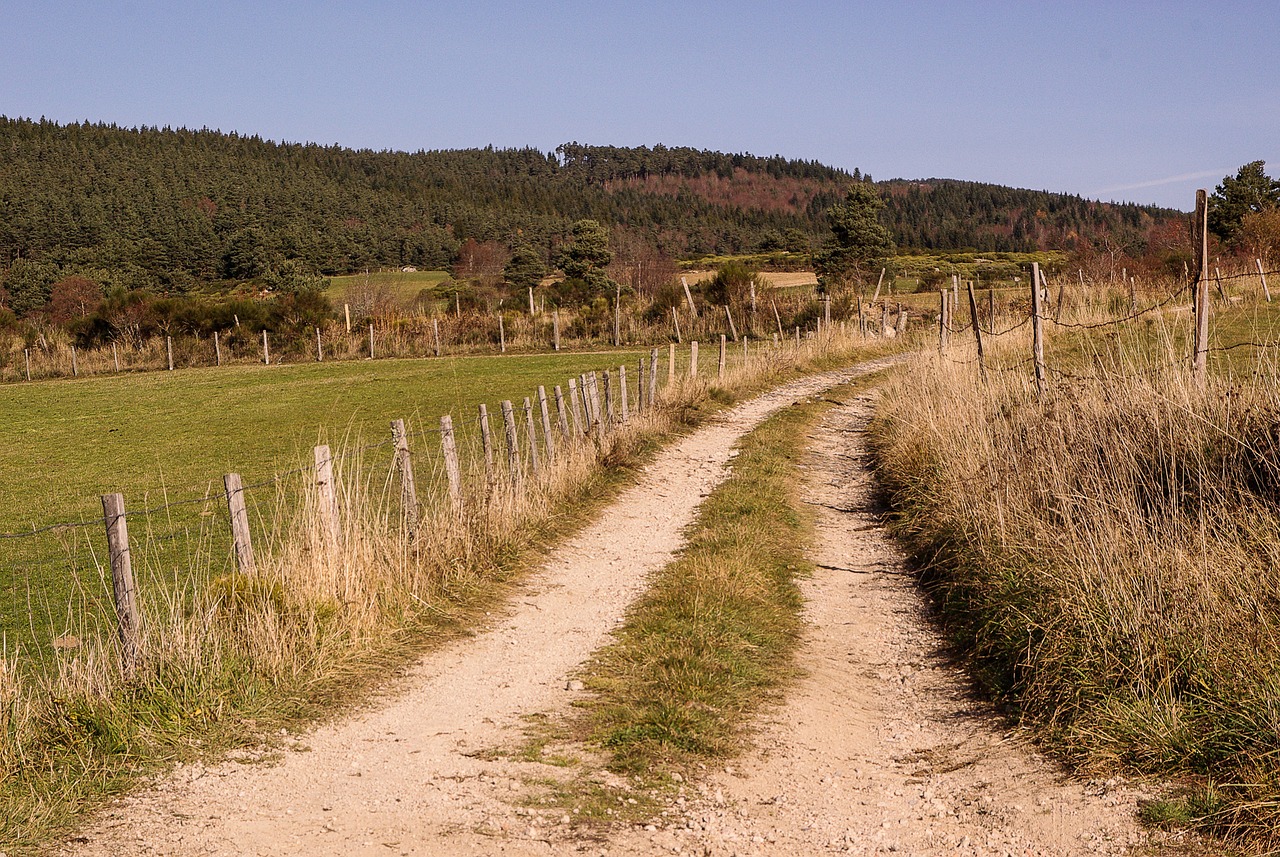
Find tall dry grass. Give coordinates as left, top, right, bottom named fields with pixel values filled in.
left=871, top=275, right=1280, bottom=846
left=0, top=325, right=901, bottom=851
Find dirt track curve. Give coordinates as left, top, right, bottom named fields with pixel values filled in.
left=61, top=358, right=1166, bottom=857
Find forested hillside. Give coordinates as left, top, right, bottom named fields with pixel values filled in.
left=0, top=116, right=1180, bottom=303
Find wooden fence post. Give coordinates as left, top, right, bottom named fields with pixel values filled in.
left=498, top=312, right=506, bottom=353
left=771, top=299, right=783, bottom=339
left=577, top=375, right=595, bottom=433
left=537, top=386, right=556, bottom=460
left=71, top=346, right=78, bottom=377
left=649, top=348, right=659, bottom=403
left=614, top=284, right=622, bottom=346
left=214, top=331, right=222, bottom=366
left=718, top=334, right=726, bottom=379
left=166, top=336, right=174, bottom=371
left=967, top=280, right=986, bottom=381
left=553, top=309, right=561, bottom=351
left=1258, top=258, right=1271, bottom=302
left=501, top=400, right=520, bottom=480
left=681, top=276, right=698, bottom=317
left=391, top=419, right=419, bottom=530
left=637, top=357, right=647, bottom=411
left=672, top=306, right=682, bottom=343
left=441, top=415, right=463, bottom=511
left=938, top=290, right=948, bottom=353
left=529, top=286, right=536, bottom=316
left=433, top=318, right=442, bottom=356
left=344, top=303, right=351, bottom=333
left=101, top=492, right=142, bottom=677
left=1193, top=189, right=1210, bottom=378
left=523, top=397, right=541, bottom=473
left=314, top=445, right=341, bottom=550
left=618, top=366, right=630, bottom=422
left=725, top=306, right=738, bottom=342
left=478, top=403, right=495, bottom=494
left=554, top=385, right=570, bottom=439
left=224, top=473, right=256, bottom=575
left=602, top=370, right=614, bottom=426
left=368, top=323, right=375, bottom=359
left=668, top=343, right=676, bottom=385
left=262, top=330, right=270, bottom=365
left=988, top=287, right=996, bottom=327
left=1031, top=262, right=1047, bottom=399
left=24, top=348, right=30, bottom=381
left=315, top=327, right=323, bottom=362
left=568, top=378, right=584, bottom=436
left=690, top=341, right=699, bottom=378
left=113, top=341, right=120, bottom=372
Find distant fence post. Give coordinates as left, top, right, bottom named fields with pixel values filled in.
left=667, top=343, right=676, bottom=385
left=501, top=399, right=520, bottom=480
left=441, top=415, right=463, bottom=512
left=938, top=290, right=948, bottom=354
left=433, top=317, right=442, bottom=356
left=725, top=305, right=738, bottom=342
left=478, top=404, right=496, bottom=495
left=391, top=419, right=419, bottom=532
left=967, top=280, right=986, bottom=382
left=553, top=309, right=561, bottom=351
left=1031, top=262, right=1047, bottom=399
left=718, top=334, right=726, bottom=379
left=554, top=385, right=570, bottom=439
left=690, top=341, right=699, bottom=378
left=681, top=276, right=698, bottom=317
left=24, top=348, right=30, bottom=381
left=637, top=357, right=647, bottom=411
left=499, top=312, right=506, bottom=353
left=314, top=444, right=341, bottom=550
left=315, top=327, right=323, bottom=362
left=368, top=323, right=375, bottom=359
left=771, top=299, right=783, bottom=340
left=538, top=386, right=556, bottom=460
left=166, top=336, right=174, bottom=371
left=672, top=306, right=682, bottom=343
left=1259, top=258, right=1272, bottom=302
left=214, top=331, right=222, bottom=366
left=523, top=397, right=541, bottom=473
left=101, top=493, right=142, bottom=677
left=262, top=330, right=270, bottom=365
left=113, top=341, right=120, bottom=372
left=224, top=473, right=256, bottom=575
left=1193, top=189, right=1210, bottom=379
left=71, top=346, right=78, bottom=377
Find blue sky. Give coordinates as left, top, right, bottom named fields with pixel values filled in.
left=4, top=1, right=1277, bottom=211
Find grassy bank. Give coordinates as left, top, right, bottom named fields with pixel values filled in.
left=0, top=330, right=900, bottom=855
left=869, top=281, right=1280, bottom=849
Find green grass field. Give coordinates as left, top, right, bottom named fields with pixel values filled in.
left=325, top=269, right=452, bottom=309
left=0, top=349, right=658, bottom=660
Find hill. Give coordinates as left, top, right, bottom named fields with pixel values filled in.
left=0, top=117, right=1181, bottom=301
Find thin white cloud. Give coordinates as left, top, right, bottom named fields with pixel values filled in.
left=1095, top=169, right=1230, bottom=196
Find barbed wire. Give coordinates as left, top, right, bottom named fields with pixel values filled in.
left=1046, top=289, right=1186, bottom=330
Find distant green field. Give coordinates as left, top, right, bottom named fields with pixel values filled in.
left=326, top=269, right=452, bottom=309
left=0, top=349, right=657, bottom=659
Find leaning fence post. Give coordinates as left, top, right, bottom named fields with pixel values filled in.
left=440, top=415, right=463, bottom=512
left=314, top=445, right=341, bottom=550
left=725, top=305, right=738, bottom=342
left=478, top=404, right=496, bottom=495
left=501, top=400, right=520, bottom=480
left=1031, top=262, right=1047, bottom=399
left=568, top=378, right=585, bottom=436
left=554, top=385, right=570, bottom=439
left=224, top=473, right=257, bottom=574
left=967, top=280, right=987, bottom=382
left=538, top=386, right=556, bottom=461
left=391, top=419, right=419, bottom=531
left=523, top=397, right=541, bottom=473
left=101, top=493, right=142, bottom=677
left=1258, top=258, right=1271, bottom=302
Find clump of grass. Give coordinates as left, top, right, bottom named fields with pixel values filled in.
left=870, top=278, right=1280, bottom=850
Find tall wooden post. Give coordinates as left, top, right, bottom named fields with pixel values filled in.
left=166, top=336, right=174, bottom=371
left=1193, top=189, right=1210, bottom=378
left=1031, top=262, right=1047, bottom=399
left=314, top=445, right=341, bottom=550
left=537, top=386, right=556, bottom=460
left=771, top=299, right=784, bottom=339
left=501, top=400, right=520, bottom=480
left=315, top=327, right=323, bottom=362
left=224, top=473, right=256, bottom=575
left=967, top=280, right=986, bottom=381
left=690, top=341, right=699, bottom=378
left=681, top=276, right=698, bottom=317
left=391, top=419, right=419, bottom=530
left=614, top=283, right=622, bottom=346
left=529, top=286, right=536, bottom=315
left=24, top=348, right=30, bottom=381
left=368, top=323, right=375, bottom=359
left=440, top=415, right=463, bottom=511
left=725, top=305, right=738, bottom=342
left=101, top=493, right=141, bottom=677
left=344, top=303, right=351, bottom=333
left=262, top=330, right=270, bottom=365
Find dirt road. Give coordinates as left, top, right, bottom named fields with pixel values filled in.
left=61, top=362, right=1162, bottom=857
